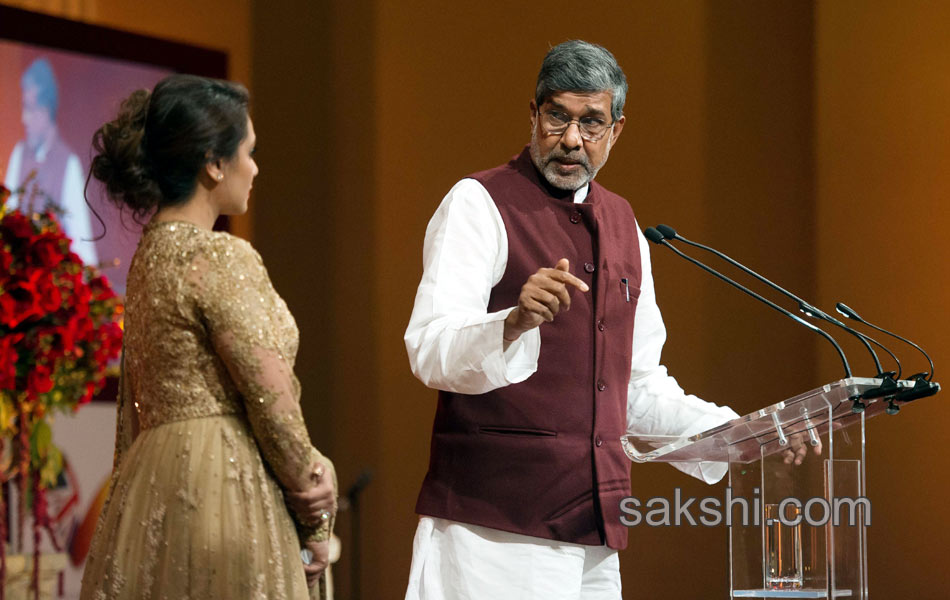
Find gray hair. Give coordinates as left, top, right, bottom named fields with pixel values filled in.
left=22, top=58, right=59, bottom=120
left=535, top=40, right=627, bottom=122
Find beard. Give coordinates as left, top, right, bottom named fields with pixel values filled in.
left=529, top=127, right=612, bottom=191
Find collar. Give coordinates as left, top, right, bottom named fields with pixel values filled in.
left=29, top=134, right=55, bottom=162
left=572, top=185, right=589, bottom=204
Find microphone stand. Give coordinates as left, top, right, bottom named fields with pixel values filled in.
left=341, top=469, right=372, bottom=600
left=654, top=225, right=902, bottom=411
left=643, top=227, right=853, bottom=379
left=836, top=303, right=941, bottom=409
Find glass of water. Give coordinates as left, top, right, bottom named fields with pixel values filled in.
left=765, top=503, right=803, bottom=589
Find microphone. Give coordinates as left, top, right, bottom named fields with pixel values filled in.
left=654, top=225, right=900, bottom=396
left=643, top=227, right=853, bottom=380
left=835, top=303, right=934, bottom=381
left=835, top=303, right=940, bottom=406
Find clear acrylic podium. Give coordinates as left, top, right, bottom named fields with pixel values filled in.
left=622, top=377, right=931, bottom=599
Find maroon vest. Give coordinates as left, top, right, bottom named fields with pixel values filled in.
left=416, top=147, right=643, bottom=550
left=15, top=134, right=72, bottom=206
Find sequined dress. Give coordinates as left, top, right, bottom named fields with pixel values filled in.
left=80, top=221, right=333, bottom=600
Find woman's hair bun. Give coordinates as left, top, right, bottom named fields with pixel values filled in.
left=90, top=88, right=162, bottom=218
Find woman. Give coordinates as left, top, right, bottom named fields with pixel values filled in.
left=80, top=74, right=336, bottom=599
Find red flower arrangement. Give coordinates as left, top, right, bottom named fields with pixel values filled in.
left=0, top=181, right=123, bottom=597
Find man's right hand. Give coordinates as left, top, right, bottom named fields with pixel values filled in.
left=503, top=258, right=589, bottom=343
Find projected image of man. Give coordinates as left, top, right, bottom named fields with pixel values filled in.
left=4, top=57, right=98, bottom=266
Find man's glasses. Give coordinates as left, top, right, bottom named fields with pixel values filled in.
left=536, top=108, right=615, bottom=142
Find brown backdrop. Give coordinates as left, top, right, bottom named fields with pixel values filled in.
left=252, top=2, right=949, bottom=597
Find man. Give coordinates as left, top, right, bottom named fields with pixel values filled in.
left=404, top=41, right=738, bottom=598
left=4, top=58, right=98, bottom=266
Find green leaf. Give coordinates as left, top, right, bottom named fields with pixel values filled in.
left=0, top=394, right=14, bottom=434
left=31, top=419, right=52, bottom=458
left=39, top=444, right=63, bottom=488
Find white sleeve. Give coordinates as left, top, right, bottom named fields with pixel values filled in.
left=3, top=144, right=23, bottom=210
left=404, top=178, right=541, bottom=395
left=59, top=154, right=98, bottom=266
left=626, top=224, right=739, bottom=483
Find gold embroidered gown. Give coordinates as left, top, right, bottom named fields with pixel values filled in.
left=80, top=221, right=333, bottom=600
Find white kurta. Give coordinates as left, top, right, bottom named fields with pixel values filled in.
left=404, top=178, right=739, bottom=599
left=5, top=141, right=99, bottom=267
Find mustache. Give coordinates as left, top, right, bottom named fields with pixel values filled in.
left=544, top=150, right=591, bottom=171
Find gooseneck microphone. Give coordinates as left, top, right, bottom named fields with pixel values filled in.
left=835, top=303, right=934, bottom=381
left=643, top=227, right=853, bottom=379
left=654, top=224, right=900, bottom=391
left=835, top=303, right=940, bottom=404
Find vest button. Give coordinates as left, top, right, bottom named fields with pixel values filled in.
left=595, top=436, right=604, bottom=447
left=570, top=212, right=581, bottom=224
left=597, top=380, right=607, bottom=392
left=597, top=319, right=606, bottom=332
left=584, top=262, right=595, bottom=273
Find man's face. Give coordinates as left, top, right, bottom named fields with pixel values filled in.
left=529, top=90, right=625, bottom=191
left=21, top=84, right=54, bottom=151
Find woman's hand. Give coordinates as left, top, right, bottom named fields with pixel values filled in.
left=302, top=539, right=330, bottom=588
left=285, top=461, right=337, bottom=525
